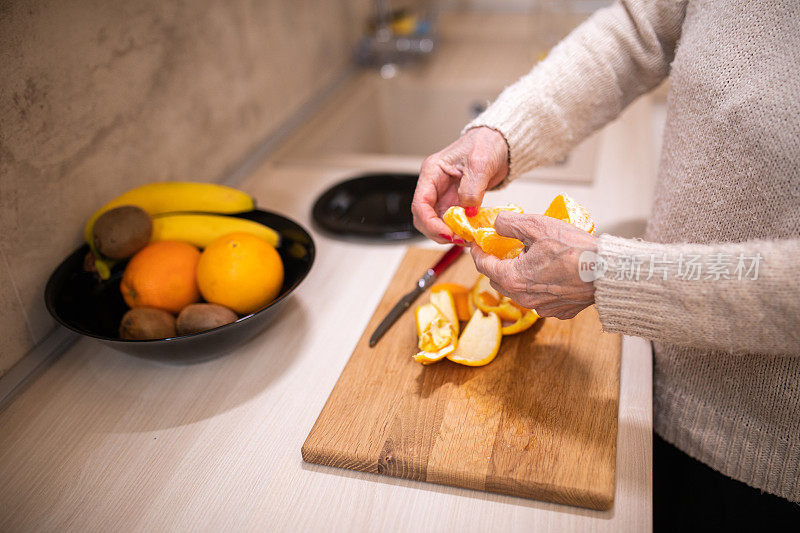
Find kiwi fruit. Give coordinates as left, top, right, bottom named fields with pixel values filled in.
left=93, top=205, right=153, bottom=260
left=119, top=307, right=176, bottom=340
left=176, top=303, right=238, bottom=335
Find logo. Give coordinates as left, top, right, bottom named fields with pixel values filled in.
left=578, top=250, right=607, bottom=282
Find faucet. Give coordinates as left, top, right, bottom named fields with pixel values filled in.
left=355, top=0, right=437, bottom=71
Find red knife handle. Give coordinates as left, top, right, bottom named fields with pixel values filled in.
left=431, top=244, right=463, bottom=277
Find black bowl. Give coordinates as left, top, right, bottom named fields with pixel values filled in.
left=45, top=209, right=315, bottom=363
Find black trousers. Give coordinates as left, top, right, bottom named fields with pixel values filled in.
left=654, top=434, right=800, bottom=531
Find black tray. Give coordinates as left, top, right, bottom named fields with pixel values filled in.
left=312, top=173, right=421, bottom=240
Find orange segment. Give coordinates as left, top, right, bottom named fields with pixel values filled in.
left=442, top=208, right=476, bottom=242
left=474, top=228, right=525, bottom=259
left=443, top=204, right=523, bottom=241
left=442, top=195, right=595, bottom=259
left=543, top=193, right=596, bottom=235
left=431, top=283, right=471, bottom=321
left=465, top=204, right=523, bottom=229
left=443, top=205, right=525, bottom=259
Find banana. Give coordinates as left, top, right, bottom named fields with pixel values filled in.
left=150, top=213, right=280, bottom=249
left=84, top=182, right=255, bottom=279
left=85, top=182, right=254, bottom=244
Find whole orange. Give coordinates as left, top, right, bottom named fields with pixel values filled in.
left=196, top=232, right=284, bottom=315
left=120, top=241, right=201, bottom=313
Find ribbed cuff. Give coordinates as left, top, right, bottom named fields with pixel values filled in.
left=593, top=234, right=672, bottom=339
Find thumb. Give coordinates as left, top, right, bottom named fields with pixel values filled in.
left=494, top=213, right=543, bottom=246
left=457, top=154, right=493, bottom=207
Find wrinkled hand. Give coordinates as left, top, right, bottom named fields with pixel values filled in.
left=412, top=127, right=509, bottom=243
left=471, top=212, right=598, bottom=320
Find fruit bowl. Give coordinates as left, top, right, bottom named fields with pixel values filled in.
left=45, top=210, right=315, bottom=363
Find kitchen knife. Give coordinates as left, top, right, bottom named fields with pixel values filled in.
left=369, top=244, right=463, bottom=347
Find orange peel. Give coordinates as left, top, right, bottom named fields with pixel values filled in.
left=429, top=289, right=459, bottom=337
left=446, top=310, right=502, bottom=366
left=430, top=283, right=471, bottom=321
left=470, top=276, right=520, bottom=321
left=414, top=303, right=457, bottom=363
left=501, top=309, right=539, bottom=335
left=470, top=275, right=539, bottom=335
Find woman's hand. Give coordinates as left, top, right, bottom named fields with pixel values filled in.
left=471, top=212, right=598, bottom=319
left=412, top=127, right=509, bottom=243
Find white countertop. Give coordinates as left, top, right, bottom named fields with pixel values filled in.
left=0, top=86, right=658, bottom=530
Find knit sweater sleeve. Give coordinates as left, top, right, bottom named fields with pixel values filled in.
left=463, top=0, right=687, bottom=179
left=594, top=235, right=800, bottom=355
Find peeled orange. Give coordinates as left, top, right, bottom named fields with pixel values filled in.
left=120, top=241, right=201, bottom=313
left=443, top=204, right=522, bottom=241
left=443, top=195, right=596, bottom=259
left=196, top=232, right=284, bottom=315
left=443, top=205, right=525, bottom=259
left=543, top=193, right=596, bottom=235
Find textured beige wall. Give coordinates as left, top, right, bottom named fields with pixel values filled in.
left=0, top=0, right=371, bottom=375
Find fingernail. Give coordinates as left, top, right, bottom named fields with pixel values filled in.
left=438, top=233, right=453, bottom=242
left=453, top=237, right=467, bottom=245
left=464, top=206, right=478, bottom=217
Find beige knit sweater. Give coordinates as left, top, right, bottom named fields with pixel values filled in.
left=465, top=0, right=800, bottom=502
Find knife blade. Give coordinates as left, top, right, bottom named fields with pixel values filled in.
left=369, top=244, right=463, bottom=347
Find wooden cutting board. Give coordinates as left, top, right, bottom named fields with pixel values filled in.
left=302, top=248, right=622, bottom=510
